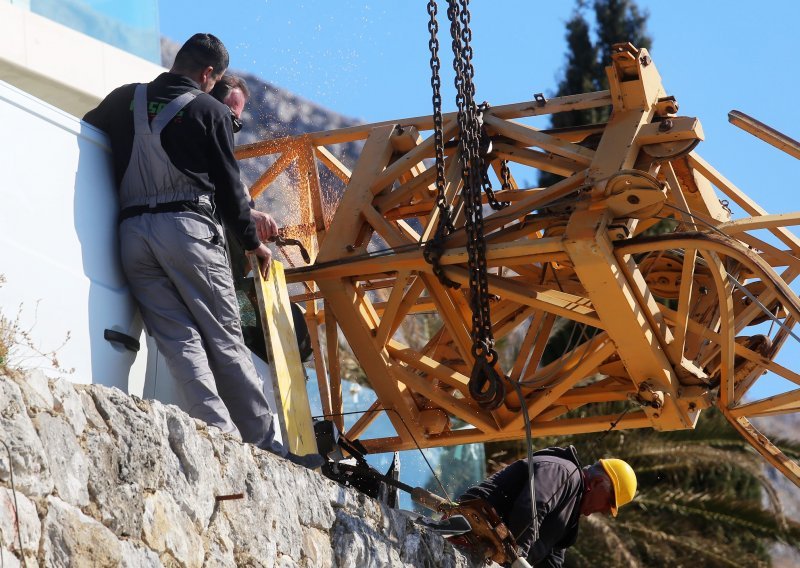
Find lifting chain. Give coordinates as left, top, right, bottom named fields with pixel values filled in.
left=423, top=0, right=460, bottom=289
left=424, top=0, right=505, bottom=409
left=479, top=155, right=512, bottom=210
left=477, top=102, right=511, bottom=212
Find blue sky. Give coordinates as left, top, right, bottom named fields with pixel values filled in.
left=159, top=1, right=800, bottom=216
left=160, top=1, right=800, bottom=402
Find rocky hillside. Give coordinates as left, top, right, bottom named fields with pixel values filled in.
left=0, top=370, right=490, bottom=567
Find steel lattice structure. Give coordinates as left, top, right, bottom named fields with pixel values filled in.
left=236, top=44, right=800, bottom=487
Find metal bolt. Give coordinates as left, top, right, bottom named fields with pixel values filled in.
left=640, top=55, right=652, bottom=66
left=627, top=194, right=640, bottom=205
left=659, top=119, right=674, bottom=132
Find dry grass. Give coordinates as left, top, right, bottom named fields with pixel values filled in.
left=0, top=274, right=11, bottom=372
left=0, top=274, right=73, bottom=375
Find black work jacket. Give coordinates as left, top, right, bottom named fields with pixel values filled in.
left=461, top=446, right=584, bottom=567
left=83, top=72, right=260, bottom=250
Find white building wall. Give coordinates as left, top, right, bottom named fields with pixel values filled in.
left=0, top=1, right=165, bottom=117
left=0, top=79, right=148, bottom=392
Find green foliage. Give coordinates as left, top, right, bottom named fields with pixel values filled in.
left=593, top=0, right=652, bottom=81
left=540, top=0, right=653, bottom=187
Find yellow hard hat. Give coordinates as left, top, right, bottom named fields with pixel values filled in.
left=599, top=458, right=637, bottom=517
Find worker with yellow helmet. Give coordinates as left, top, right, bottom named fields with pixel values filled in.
left=459, top=446, right=637, bottom=566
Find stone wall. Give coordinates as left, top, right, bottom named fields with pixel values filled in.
left=0, top=370, right=489, bottom=567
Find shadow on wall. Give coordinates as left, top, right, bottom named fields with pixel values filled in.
left=74, top=123, right=143, bottom=391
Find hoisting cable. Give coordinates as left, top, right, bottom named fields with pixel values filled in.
left=509, top=378, right=539, bottom=545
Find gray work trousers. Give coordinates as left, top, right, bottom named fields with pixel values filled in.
left=120, top=210, right=283, bottom=454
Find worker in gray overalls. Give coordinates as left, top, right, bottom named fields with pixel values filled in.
left=84, top=33, right=322, bottom=469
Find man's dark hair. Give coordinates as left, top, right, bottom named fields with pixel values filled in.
left=584, top=463, right=613, bottom=492
left=210, top=75, right=250, bottom=103
left=173, top=33, right=229, bottom=75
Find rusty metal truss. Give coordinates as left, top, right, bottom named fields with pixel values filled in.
left=235, top=43, right=800, bottom=488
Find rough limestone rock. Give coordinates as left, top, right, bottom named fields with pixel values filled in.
left=0, top=373, right=54, bottom=498
left=0, top=371, right=494, bottom=567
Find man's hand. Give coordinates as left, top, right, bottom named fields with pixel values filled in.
left=250, top=209, right=279, bottom=242
left=247, top=243, right=273, bottom=279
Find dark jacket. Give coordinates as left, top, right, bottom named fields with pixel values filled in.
left=461, top=446, right=584, bottom=567
left=83, top=72, right=260, bottom=250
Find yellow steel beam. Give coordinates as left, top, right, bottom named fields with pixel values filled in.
left=286, top=237, right=568, bottom=284
left=235, top=91, right=613, bottom=158
left=345, top=399, right=381, bottom=440
left=503, top=338, right=617, bottom=431
left=443, top=266, right=601, bottom=327
left=316, top=124, right=398, bottom=263
left=482, top=114, right=595, bottom=165
left=729, top=389, right=800, bottom=419
left=249, top=149, right=297, bottom=199
left=688, top=152, right=800, bottom=252
left=387, top=339, right=471, bottom=394
left=718, top=212, right=800, bottom=235
left=492, top=142, right=583, bottom=178
left=318, top=279, right=421, bottom=443
left=389, top=362, right=500, bottom=433
left=358, top=411, right=651, bottom=452
left=720, top=414, right=800, bottom=488
left=566, top=209, right=694, bottom=430
left=314, top=145, right=352, bottom=183
left=728, top=110, right=800, bottom=161
left=324, top=302, right=343, bottom=432
left=371, top=121, right=458, bottom=192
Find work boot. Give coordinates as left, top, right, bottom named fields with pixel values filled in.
left=284, top=451, right=325, bottom=469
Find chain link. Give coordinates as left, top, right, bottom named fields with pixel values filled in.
left=477, top=103, right=511, bottom=212
left=423, top=0, right=460, bottom=289
left=422, top=0, right=505, bottom=409
left=501, top=160, right=513, bottom=190
left=448, top=0, right=505, bottom=409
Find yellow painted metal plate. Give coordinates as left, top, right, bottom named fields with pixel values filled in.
left=252, top=259, right=317, bottom=455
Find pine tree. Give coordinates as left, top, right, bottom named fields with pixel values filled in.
left=539, top=0, right=652, bottom=362
left=594, top=0, right=651, bottom=80
left=539, top=0, right=652, bottom=187
left=550, top=8, right=598, bottom=130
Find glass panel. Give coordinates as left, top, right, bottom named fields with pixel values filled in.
left=28, top=0, right=160, bottom=63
